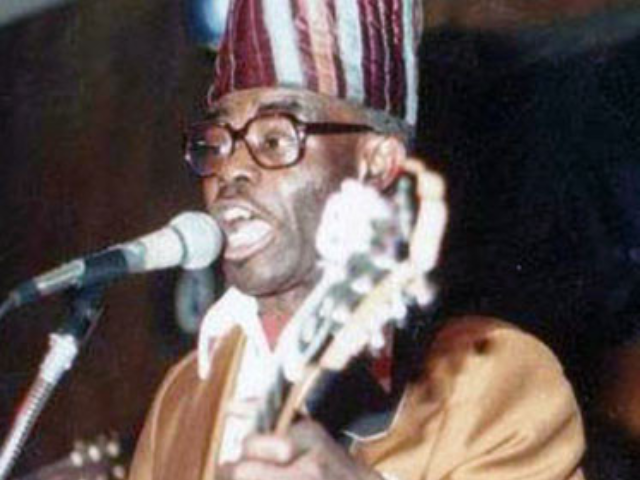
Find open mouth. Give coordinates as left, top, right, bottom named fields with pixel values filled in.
left=218, top=203, right=275, bottom=262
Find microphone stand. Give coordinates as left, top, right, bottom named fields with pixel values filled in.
left=0, top=286, right=105, bottom=480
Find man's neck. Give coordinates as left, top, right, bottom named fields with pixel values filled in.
left=257, top=281, right=315, bottom=350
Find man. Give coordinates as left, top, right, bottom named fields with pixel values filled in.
left=129, top=1, right=584, bottom=479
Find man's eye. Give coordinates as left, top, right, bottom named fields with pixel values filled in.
left=262, top=133, right=294, bottom=151
left=194, top=141, right=225, bottom=157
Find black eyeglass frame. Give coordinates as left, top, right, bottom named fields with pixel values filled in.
left=183, top=112, right=376, bottom=178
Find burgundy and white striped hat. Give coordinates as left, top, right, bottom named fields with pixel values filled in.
left=208, top=0, right=422, bottom=126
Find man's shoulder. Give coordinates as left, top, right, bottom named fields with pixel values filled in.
left=429, top=315, right=560, bottom=366
left=355, top=315, right=584, bottom=479
left=417, top=314, right=574, bottom=405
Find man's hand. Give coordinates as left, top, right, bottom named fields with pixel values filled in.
left=217, top=420, right=384, bottom=480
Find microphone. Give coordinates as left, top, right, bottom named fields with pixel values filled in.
left=5, top=211, right=224, bottom=311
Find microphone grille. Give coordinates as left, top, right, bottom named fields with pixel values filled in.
left=170, top=211, right=224, bottom=270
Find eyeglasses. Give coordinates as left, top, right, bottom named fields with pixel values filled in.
left=183, top=112, right=375, bottom=178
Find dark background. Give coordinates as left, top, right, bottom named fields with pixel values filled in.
left=0, top=0, right=211, bottom=473
left=419, top=22, right=640, bottom=477
left=0, top=1, right=639, bottom=478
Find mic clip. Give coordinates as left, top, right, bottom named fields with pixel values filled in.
left=57, top=284, right=105, bottom=344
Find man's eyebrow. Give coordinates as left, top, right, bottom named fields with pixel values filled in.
left=204, top=107, right=229, bottom=122
left=256, top=99, right=308, bottom=116
left=205, top=98, right=314, bottom=122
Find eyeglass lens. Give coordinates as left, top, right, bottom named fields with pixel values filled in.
left=186, top=116, right=302, bottom=176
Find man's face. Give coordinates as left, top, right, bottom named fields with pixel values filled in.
left=202, top=88, right=366, bottom=298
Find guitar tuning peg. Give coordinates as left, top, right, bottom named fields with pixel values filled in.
left=88, top=445, right=103, bottom=462
left=112, top=464, right=127, bottom=480
left=371, top=255, right=396, bottom=271
left=396, top=313, right=410, bottom=329
left=351, top=275, right=374, bottom=295
left=319, top=297, right=336, bottom=318
left=332, top=304, right=351, bottom=324
left=70, top=450, right=85, bottom=467
left=301, top=312, right=321, bottom=343
left=106, top=439, right=121, bottom=458
left=407, top=277, right=436, bottom=307
left=369, top=329, right=385, bottom=351
left=391, top=297, right=408, bottom=320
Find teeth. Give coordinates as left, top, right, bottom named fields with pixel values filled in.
left=223, top=206, right=254, bottom=223
left=228, top=219, right=272, bottom=248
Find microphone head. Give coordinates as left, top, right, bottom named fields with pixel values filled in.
left=170, top=211, right=224, bottom=270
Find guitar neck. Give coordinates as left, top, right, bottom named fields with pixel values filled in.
left=253, top=369, right=290, bottom=434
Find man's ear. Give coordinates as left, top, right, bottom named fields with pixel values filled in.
left=356, top=134, right=406, bottom=190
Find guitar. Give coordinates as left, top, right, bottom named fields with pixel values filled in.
left=241, top=160, right=447, bottom=435
left=14, top=433, right=127, bottom=480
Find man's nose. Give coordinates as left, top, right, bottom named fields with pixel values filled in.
left=216, top=142, right=261, bottom=194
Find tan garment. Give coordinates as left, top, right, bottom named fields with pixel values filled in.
left=129, top=316, right=585, bottom=480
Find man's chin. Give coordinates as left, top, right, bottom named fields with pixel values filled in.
left=222, top=261, right=285, bottom=298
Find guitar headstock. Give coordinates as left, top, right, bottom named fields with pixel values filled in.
left=286, top=162, right=447, bottom=371
left=255, top=168, right=447, bottom=433
left=315, top=179, right=401, bottom=269
left=319, top=164, right=447, bottom=371
left=269, top=169, right=447, bottom=433
left=276, top=180, right=405, bottom=381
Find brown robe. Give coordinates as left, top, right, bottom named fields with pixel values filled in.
left=128, top=316, right=585, bottom=480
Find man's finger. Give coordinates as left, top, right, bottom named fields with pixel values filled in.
left=218, top=460, right=297, bottom=480
left=242, top=434, right=297, bottom=463
left=288, top=420, right=333, bottom=452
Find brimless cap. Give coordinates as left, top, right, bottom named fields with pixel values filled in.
left=208, top=0, right=422, bottom=126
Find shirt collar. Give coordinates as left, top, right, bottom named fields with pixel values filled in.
left=197, top=287, right=266, bottom=380
left=196, top=288, right=395, bottom=389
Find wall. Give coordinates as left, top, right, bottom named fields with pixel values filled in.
left=0, top=1, right=211, bottom=473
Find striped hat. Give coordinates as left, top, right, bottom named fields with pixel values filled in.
left=208, top=0, right=422, bottom=126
